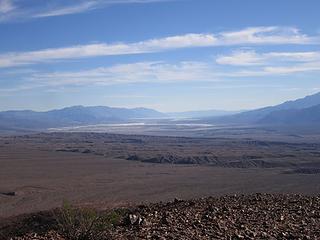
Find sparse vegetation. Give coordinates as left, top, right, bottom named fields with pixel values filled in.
left=55, top=202, right=123, bottom=240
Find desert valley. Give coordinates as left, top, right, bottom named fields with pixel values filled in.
left=1, top=0, right=320, bottom=238
left=1, top=93, right=320, bottom=239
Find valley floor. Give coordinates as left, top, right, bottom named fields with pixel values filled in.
left=1, top=132, right=320, bottom=220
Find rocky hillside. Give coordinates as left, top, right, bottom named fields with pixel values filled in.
left=2, top=194, right=320, bottom=239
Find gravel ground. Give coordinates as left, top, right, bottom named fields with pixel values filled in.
left=4, top=194, right=320, bottom=240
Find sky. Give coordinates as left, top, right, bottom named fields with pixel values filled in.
left=0, top=0, right=319, bottom=112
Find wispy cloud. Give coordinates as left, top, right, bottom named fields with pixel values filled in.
left=218, top=26, right=313, bottom=45
left=33, top=1, right=99, bottom=18
left=0, top=61, right=216, bottom=95
left=0, top=34, right=217, bottom=68
left=27, top=61, right=218, bottom=87
left=34, top=0, right=172, bottom=18
left=104, top=94, right=153, bottom=99
left=0, top=0, right=174, bottom=22
left=0, top=0, right=15, bottom=13
left=262, top=62, right=320, bottom=75
left=0, top=27, right=318, bottom=68
left=215, top=49, right=320, bottom=76
left=4, top=49, right=319, bottom=93
left=6, top=52, right=320, bottom=90
left=216, top=50, right=320, bottom=66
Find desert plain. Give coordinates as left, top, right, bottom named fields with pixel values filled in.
left=1, top=128, right=320, bottom=220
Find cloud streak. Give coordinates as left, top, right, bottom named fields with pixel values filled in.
left=0, top=27, right=318, bottom=68
left=0, top=48, right=320, bottom=94
left=216, top=50, right=320, bottom=66
left=4, top=49, right=319, bottom=93
left=216, top=49, right=320, bottom=77
left=33, top=0, right=173, bottom=18
left=27, top=61, right=218, bottom=87
left=33, top=1, right=99, bottom=18
left=0, top=0, right=15, bottom=13
left=0, top=0, right=174, bottom=22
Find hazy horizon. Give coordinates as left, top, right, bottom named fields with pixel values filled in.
left=0, top=91, right=312, bottom=113
left=0, top=87, right=318, bottom=114
left=0, top=104, right=246, bottom=113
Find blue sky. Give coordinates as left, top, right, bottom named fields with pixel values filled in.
left=0, top=0, right=319, bottom=112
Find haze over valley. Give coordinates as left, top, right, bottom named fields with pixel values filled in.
left=1, top=92, right=320, bottom=137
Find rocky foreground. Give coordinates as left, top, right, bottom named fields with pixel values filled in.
left=2, top=194, right=320, bottom=240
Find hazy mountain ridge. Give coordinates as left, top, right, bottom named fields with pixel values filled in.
left=0, top=106, right=166, bottom=130
left=259, top=104, right=320, bottom=125
left=1, top=92, right=320, bottom=131
left=210, top=92, right=320, bottom=125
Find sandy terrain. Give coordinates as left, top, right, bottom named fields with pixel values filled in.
left=1, top=132, right=320, bottom=220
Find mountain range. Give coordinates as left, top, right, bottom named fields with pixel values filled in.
left=0, top=106, right=166, bottom=131
left=211, top=92, right=320, bottom=126
left=1, top=92, right=320, bottom=132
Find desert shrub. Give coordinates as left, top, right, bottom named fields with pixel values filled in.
left=55, top=201, right=123, bottom=240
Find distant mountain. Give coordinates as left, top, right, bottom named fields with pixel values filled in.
left=2, top=92, right=320, bottom=132
left=259, top=104, right=320, bottom=126
left=275, top=92, right=320, bottom=110
left=0, top=106, right=166, bottom=130
left=167, top=109, right=241, bottom=119
left=213, top=92, right=320, bottom=125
